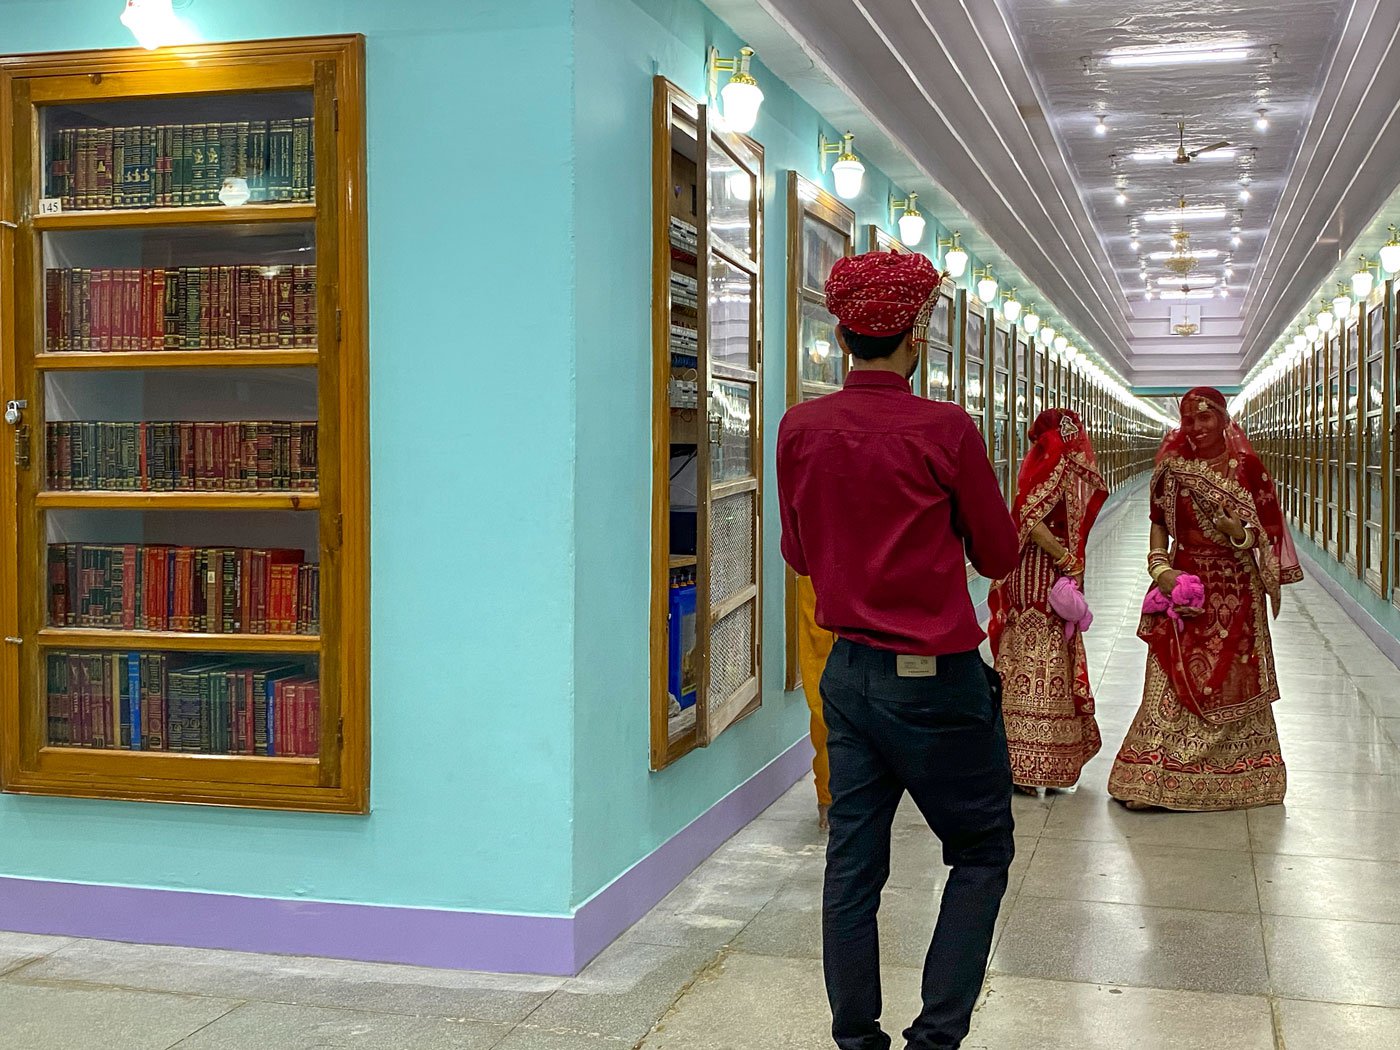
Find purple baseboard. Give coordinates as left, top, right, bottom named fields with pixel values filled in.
left=0, top=736, right=814, bottom=976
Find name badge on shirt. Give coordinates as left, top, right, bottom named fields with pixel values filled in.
left=896, top=655, right=938, bottom=678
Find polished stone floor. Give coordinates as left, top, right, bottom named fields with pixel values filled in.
left=5, top=495, right=1400, bottom=1049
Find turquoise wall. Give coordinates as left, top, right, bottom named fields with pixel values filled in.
left=0, top=0, right=1046, bottom=921
left=1294, top=531, right=1400, bottom=641
left=0, top=0, right=581, bottom=915
left=567, top=0, right=1013, bottom=905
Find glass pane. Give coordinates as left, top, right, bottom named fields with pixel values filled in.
left=966, top=361, right=985, bottom=416
left=1015, top=339, right=1028, bottom=377
left=930, top=294, right=952, bottom=346
left=44, top=369, right=317, bottom=493
left=1016, top=379, right=1029, bottom=422
left=707, top=143, right=753, bottom=259
left=799, top=298, right=842, bottom=388
left=666, top=579, right=697, bottom=736
left=1367, top=525, right=1382, bottom=574
left=710, top=380, right=753, bottom=483
left=993, top=328, right=1009, bottom=373
left=43, top=223, right=317, bottom=354
left=44, top=648, right=319, bottom=754
left=802, top=216, right=847, bottom=293
left=1369, top=471, right=1383, bottom=521
left=966, top=312, right=985, bottom=364
left=709, top=256, right=753, bottom=370
left=40, top=92, right=315, bottom=210
left=993, top=419, right=1007, bottom=461
left=1346, top=368, right=1360, bottom=418
left=928, top=350, right=952, bottom=402
left=1366, top=419, right=1382, bottom=470
left=994, top=369, right=1009, bottom=417
left=46, top=510, right=318, bottom=635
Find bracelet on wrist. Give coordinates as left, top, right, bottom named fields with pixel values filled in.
left=1150, top=563, right=1173, bottom=582
left=1230, top=527, right=1254, bottom=550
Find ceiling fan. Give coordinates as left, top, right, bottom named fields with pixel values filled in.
left=1172, top=120, right=1231, bottom=164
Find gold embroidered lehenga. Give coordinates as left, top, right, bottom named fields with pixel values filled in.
left=1108, top=389, right=1303, bottom=811
left=989, top=409, right=1108, bottom=789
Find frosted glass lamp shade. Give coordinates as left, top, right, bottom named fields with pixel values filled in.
left=1380, top=242, right=1400, bottom=275
left=976, top=276, right=999, bottom=304
left=898, top=211, right=926, bottom=246
left=944, top=246, right=969, bottom=278
left=121, top=0, right=177, bottom=50
left=832, top=157, right=864, bottom=200
left=720, top=79, right=763, bottom=134
left=1022, top=311, right=1040, bottom=335
left=1002, top=297, right=1023, bottom=323
left=1351, top=269, right=1375, bottom=300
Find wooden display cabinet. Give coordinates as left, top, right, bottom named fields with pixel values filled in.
left=0, top=36, right=369, bottom=811
left=649, top=78, right=764, bottom=770
left=783, top=173, right=852, bottom=691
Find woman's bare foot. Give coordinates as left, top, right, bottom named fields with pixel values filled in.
left=818, top=804, right=830, bottom=832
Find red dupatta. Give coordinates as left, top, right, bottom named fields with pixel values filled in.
left=1010, top=409, right=1109, bottom=561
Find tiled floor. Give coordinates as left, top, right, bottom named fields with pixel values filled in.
left=6, top=493, right=1400, bottom=1048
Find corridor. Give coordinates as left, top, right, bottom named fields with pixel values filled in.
left=3, top=491, right=1399, bottom=1049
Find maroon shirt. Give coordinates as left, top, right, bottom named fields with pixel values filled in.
left=777, top=370, right=1018, bottom=655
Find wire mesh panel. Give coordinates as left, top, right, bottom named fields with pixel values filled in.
left=709, top=490, right=755, bottom=605
left=708, top=601, right=754, bottom=710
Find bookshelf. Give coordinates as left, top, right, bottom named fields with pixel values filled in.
left=650, top=78, right=764, bottom=770
left=0, top=37, right=368, bottom=812
left=784, top=173, right=853, bottom=691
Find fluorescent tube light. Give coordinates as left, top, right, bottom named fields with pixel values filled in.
left=1105, top=43, right=1251, bottom=68
left=1143, top=206, right=1228, bottom=222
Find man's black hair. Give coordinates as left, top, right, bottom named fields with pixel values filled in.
left=839, top=325, right=914, bottom=361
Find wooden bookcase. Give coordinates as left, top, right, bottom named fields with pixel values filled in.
left=782, top=173, right=851, bottom=692
left=649, top=78, right=764, bottom=770
left=0, top=37, right=368, bottom=811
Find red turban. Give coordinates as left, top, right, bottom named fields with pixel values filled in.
left=824, top=251, right=943, bottom=337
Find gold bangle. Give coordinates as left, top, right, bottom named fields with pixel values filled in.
left=1230, top=528, right=1254, bottom=550
left=1150, top=563, right=1172, bottom=582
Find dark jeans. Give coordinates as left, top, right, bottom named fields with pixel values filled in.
left=821, top=639, right=1014, bottom=1050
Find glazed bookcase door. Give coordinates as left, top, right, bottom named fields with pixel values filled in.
left=649, top=79, right=704, bottom=769
left=1312, top=346, right=1326, bottom=543
left=0, top=37, right=368, bottom=811
left=784, top=173, right=852, bottom=691
left=1012, top=328, right=1029, bottom=475
left=1363, top=302, right=1388, bottom=593
left=924, top=289, right=955, bottom=405
left=1325, top=335, right=1341, bottom=557
left=990, top=321, right=1011, bottom=494
left=696, top=108, right=763, bottom=745
left=1343, top=324, right=1361, bottom=573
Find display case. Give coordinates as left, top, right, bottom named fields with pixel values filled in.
left=1324, top=333, right=1341, bottom=556
left=1013, top=326, right=1030, bottom=471
left=0, top=38, right=368, bottom=812
left=650, top=78, right=764, bottom=770
left=1343, top=321, right=1361, bottom=572
left=1360, top=301, right=1389, bottom=593
left=990, top=318, right=1011, bottom=493
left=960, top=295, right=988, bottom=450
left=1031, top=336, right=1046, bottom=419
left=784, top=173, right=852, bottom=689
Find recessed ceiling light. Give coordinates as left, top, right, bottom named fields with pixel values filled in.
left=1116, top=191, right=1128, bottom=206
left=1156, top=276, right=1217, bottom=287
left=1256, top=108, right=1270, bottom=131
left=1231, top=234, right=1242, bottom=247
left=1239, top=188, right=1251, bottom=202
left=1096, top=114, right=1108, bottom=136
left=1105, top=42, right=1252, bottom=68
left=1143, top=205, right=1228, bottom=222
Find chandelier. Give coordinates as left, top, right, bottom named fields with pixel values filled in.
left=1163, top=228, right=1197, bottom=278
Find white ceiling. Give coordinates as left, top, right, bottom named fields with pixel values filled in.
left=715, top=0, right=1400, bottom=389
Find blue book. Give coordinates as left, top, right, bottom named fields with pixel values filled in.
left=128, top=652, right=142, bottom=750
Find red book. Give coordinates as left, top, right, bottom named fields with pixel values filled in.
left=125, top=269, right=140, bottom=352
left=172, top=547, right=194, bottom=631
left=307, top=680, right=320, bottom=755
left=122, top=544, right=138, bottom=630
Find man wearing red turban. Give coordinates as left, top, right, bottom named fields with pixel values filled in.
left=777, top=250, right=1019, bottom=1050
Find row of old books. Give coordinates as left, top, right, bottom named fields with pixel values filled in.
left=49, top=544, right=320, bottom=636
left=46, top=119, right=314, bottom=209
left=44, top=266, right=317, bottom=352
left=46, top=421, right=318, bottom=492
left=46, top=651, right=319, bottom=756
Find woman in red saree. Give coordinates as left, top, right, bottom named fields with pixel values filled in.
left=1109, top=387, right=1303, bottom=811
left=989, top=408, right=1109, bottom=791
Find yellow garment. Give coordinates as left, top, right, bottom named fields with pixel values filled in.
left=796, top=575, right=835, bottom=806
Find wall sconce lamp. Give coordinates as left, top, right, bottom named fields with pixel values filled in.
left=1331, top=283, right=1353, bottom=322
left=1002, top=288, right=1023, bottom=323
left=819, top=131, right=865, bottom=200
left=1316, top=298, right=1336, bottom=335
left=707, top=46, right=764, bottom=134
left=973, top=266, right=999, bottom=305
left=121, top=0, right=187, bottom=50
left=938, top=231, right=969, bottom=278
left=1380, top=227, right=1400, bottom=276
left=1021, top=305, right=1041, bottom=335
left=1351, top=256, right=1378, bottom=300
left=888, top=191, right=925, bottom=245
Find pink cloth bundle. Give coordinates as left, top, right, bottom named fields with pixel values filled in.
left=1048, top=576, right=1093, bottom=640
left=1141, top=573, right=1205, bottom=623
